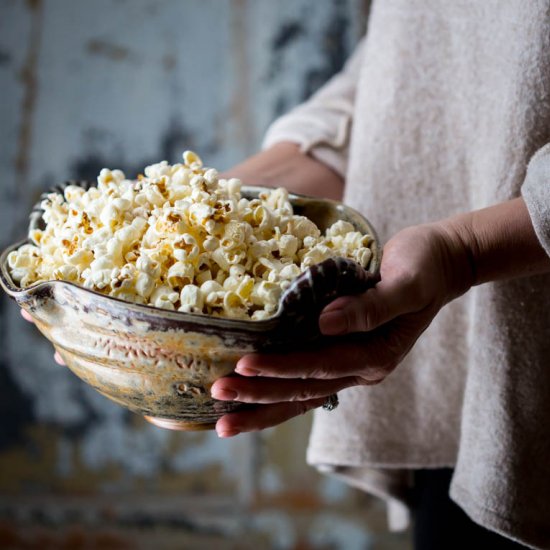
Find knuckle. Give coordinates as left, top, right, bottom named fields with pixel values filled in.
left=295, top=400, right=313, bottom=416
left=350, top=375, right=366, bottom=387
left=349, top=303, right=368, bottom=333
left=307, top=365, right=330, bottom=379
left=291, top=387, right=314, bottom=402
left=362, top=310, right=378, bottom=332
left=360, top=362, right=395, bottom=383
left=365, top=376, right=385, bottom=386
left=376, top=362, right=396, bottom=377
left=382, top=331, right=409, bottom=360
left=360, top=292, right=379, bottom=331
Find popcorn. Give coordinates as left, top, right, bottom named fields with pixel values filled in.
left=179, top=284, right=203, bottom=313
left=9, top=150, right=375, bottom=319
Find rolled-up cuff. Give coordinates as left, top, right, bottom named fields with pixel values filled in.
left=521, top=143, right=550, bottom=257
left=262, top=102, right=352, bottom=178
left=306, top=144, right=349, bottom=178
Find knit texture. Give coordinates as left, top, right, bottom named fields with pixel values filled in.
left=264, top=1, right=550, bottom=548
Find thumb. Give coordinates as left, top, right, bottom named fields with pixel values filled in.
left=318, top=277, right=414, bottom=335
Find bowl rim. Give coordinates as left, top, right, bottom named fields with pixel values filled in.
left=0, top=185, right=381, bottom=330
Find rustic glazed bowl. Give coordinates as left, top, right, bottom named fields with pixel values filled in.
left=0, top=185, right=381, bottom=430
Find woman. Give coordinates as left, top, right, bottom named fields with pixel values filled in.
left=208, top=2, right=550, bottom=548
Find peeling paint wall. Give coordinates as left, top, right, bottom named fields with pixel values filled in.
left=0, top=1, right=411, bottom=548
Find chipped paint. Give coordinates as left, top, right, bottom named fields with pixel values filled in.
left=86, top=39, right=134, bottom=62
left=13, top=0, right=42, bottom=233
left=229, top=0, right=254, bottom=152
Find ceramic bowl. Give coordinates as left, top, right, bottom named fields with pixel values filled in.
left=0, top=184, right=381, bottom=430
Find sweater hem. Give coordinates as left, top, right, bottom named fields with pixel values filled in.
left=307, top=446, right=457, bottom=470
left=451, top=483, right=548, bottom=550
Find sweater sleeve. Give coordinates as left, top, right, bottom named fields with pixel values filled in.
left=521, top=143, right=550, bottom=257
left=262, top=37, right=366, bottom=178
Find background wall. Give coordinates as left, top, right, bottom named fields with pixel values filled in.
left=0, top=1, right=411, bottom=548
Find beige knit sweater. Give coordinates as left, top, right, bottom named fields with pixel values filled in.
left=263, top=2, right=550, bottom=548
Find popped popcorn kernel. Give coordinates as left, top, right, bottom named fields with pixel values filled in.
left=9, top=151, right=375, bottom=319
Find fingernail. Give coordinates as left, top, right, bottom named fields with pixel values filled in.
left=235, top=367, right=259, bottom=376
left=217, top=429, right=241, bottom=438
left=211, top=388, right=238, bottom=401
left=235, top=363, right=259, bottom=376
left=319, top=310, right=348, bottom=335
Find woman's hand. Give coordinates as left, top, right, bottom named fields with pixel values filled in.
left=212, top=222, right=475, bottom=437
left=212, top=196, right=550, bottom=437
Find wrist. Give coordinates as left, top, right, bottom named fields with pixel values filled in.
left=428, top=218, right=477, bottom=300
left=435, top=198, right=550, bottom=287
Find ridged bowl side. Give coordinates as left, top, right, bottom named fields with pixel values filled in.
left=1, top=269, right=280, bottom=427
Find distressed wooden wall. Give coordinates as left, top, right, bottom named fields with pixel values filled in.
left=0, top=1, right=411, bottom=548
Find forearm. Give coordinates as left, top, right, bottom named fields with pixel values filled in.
left=221, top=142, right=345, bottom=200
left=439, top=197, right=550, bottom=291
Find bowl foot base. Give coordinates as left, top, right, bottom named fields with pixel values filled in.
left=144, top=416, right=216, bottom=431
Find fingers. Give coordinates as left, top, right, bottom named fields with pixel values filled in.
left=319, top=276, right=415, bottom=336
left=215, top=397, right=326, bottom=437
left=235, top=337, right=393, bottom=381
left=54, top=351, right=66, bottom=366
left=211, top=375, right=361, bottom=404
left=20, top=309, right=34, bottom=323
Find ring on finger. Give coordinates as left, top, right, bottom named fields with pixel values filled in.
left=322, top=393, right=339, bottom=412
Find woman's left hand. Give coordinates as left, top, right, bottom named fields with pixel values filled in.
left=212, top=222, right=474, bottom=437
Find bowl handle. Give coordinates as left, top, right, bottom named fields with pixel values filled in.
left=279, top=257, right=380, bottom=340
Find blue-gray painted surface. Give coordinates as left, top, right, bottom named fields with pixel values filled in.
left=0, top=1, right=412, bottom=548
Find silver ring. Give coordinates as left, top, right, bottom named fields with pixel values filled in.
left=322, top=393, right=339, bottom=412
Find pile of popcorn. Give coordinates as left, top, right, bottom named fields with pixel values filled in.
left=8, top=151, right=373, bottom=320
